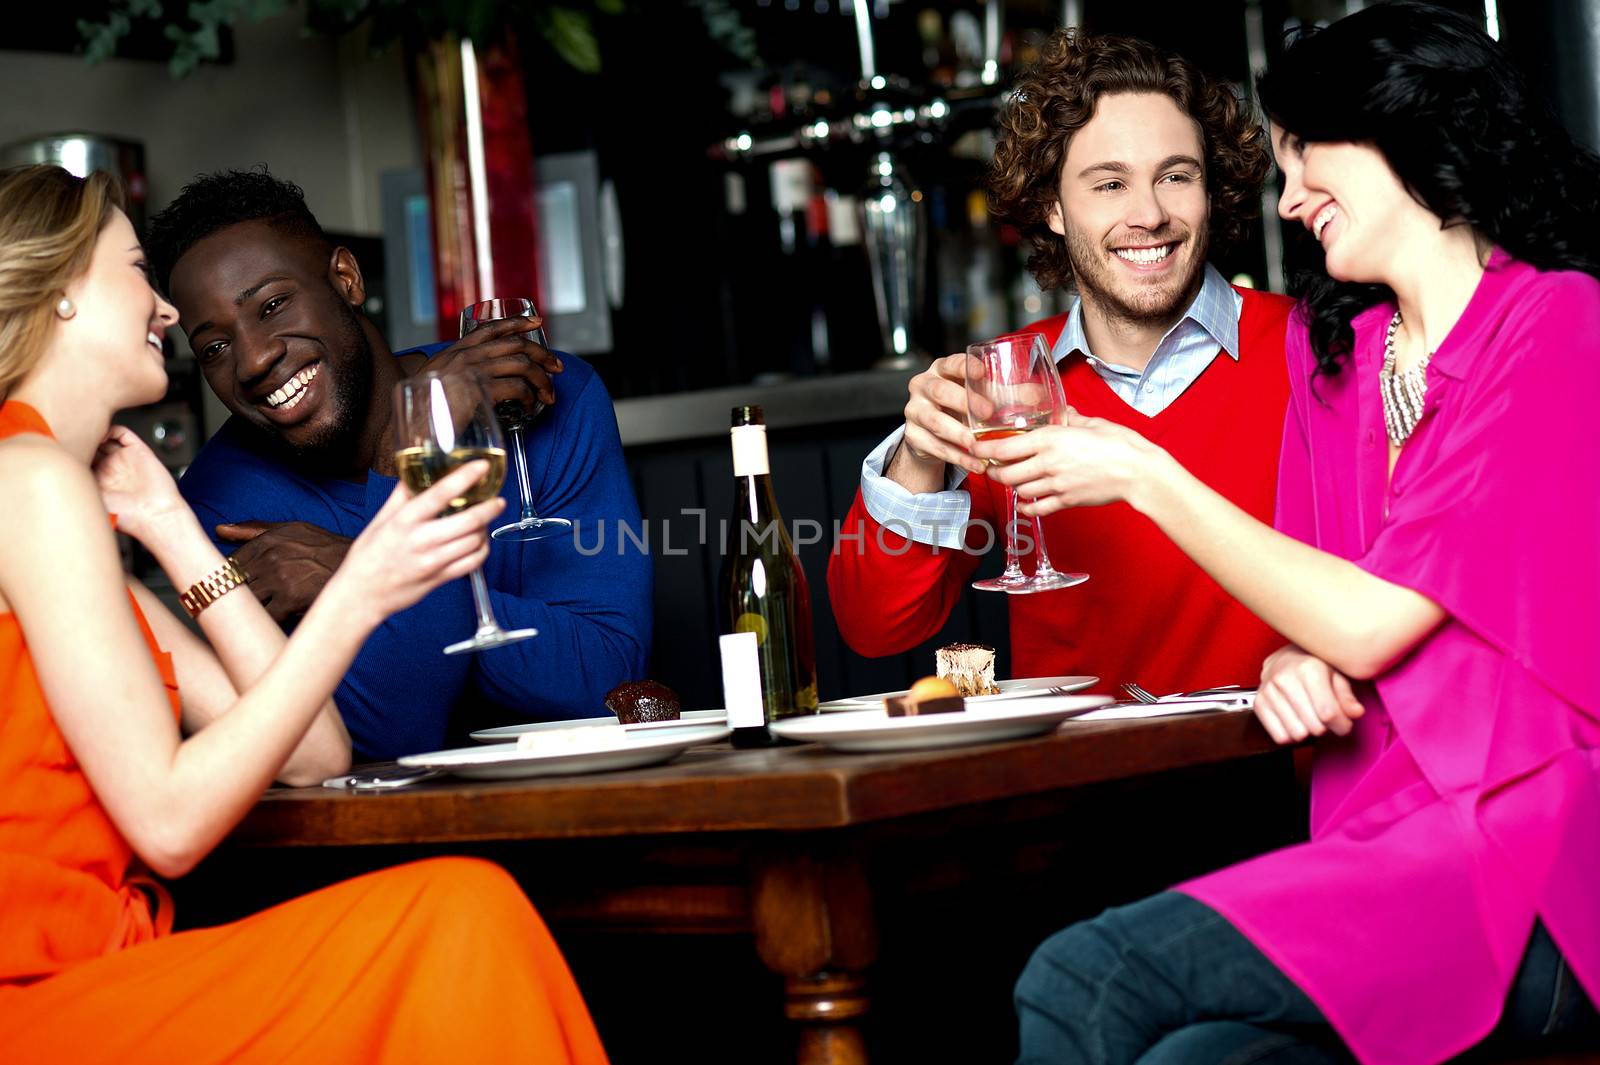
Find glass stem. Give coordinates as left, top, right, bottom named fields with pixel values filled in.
left=507, top=422, right=538, bottom=521
left=1030, top=511, right=1062, bottom=577
left=469, top=569, right=501, bottom=637
left=1000, top=487, right=1024, bottom=578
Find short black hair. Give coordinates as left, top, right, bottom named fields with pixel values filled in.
left=146, top=167, right=329, bottom=294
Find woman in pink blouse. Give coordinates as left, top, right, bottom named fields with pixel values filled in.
left=991, top=4, right=1600, bottom=1063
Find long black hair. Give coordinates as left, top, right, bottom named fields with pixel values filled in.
left=1256, top=1, right=1600, bottom=376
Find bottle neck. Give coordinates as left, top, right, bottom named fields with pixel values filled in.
left=730, top=424, right=769, bottom=477
left=730, top=425, right=781, bottom=525
left=734, top=471, right=785, bottom=527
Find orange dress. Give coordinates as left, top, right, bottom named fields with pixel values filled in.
left=0, top=401, right=608, bottom=1064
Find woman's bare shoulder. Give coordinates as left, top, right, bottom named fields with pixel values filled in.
left=0, top=437, right=104, bottom=549
left=0, top=434, right=96, bottom=502
left=0, top=436, right=105, bottom=612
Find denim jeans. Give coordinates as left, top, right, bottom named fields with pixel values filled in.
left=1015, top=892, right=1599, bottom=1064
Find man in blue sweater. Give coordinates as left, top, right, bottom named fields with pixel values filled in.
left=147, top=170, right=651, bottom=761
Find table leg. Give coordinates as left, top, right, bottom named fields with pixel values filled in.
left=750, top=844, right=878, bottom=1065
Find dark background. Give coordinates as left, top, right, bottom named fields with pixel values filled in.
left=514, top=0, right=1503, bottom=402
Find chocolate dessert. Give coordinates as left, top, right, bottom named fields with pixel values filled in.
left=886, top=676, right=967, bottom=717
left=936, top=643, right=1000, bottom=696
left=885, top=694, right=966, bottom=717
left=604, top=680, right=682, bottom=724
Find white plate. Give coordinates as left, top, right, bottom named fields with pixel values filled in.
left=770, top=695, right=1112, bottom=753
left=470, top=708, right=728, bottom=743
left=401, top=724, right=731, bottom=779
left=817, top=676, right=1099, bottom=712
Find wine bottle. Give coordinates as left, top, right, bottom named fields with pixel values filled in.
left=769, top=158, right=822, bottom=377
left=718, top=405, right=819, bottom=746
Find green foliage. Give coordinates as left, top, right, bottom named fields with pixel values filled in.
left=687, top=0, right=757, bottom=67
left=76, top=0, right=619, bottom=78
left=538, top=7, right=600, bottom=74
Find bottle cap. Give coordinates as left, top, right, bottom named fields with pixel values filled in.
left=731, top=404, right=765, bottom=428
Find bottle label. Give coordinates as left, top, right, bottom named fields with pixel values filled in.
left=719, top=632, right=766, bottom=728
left=730, top=425, right=770, bottom=477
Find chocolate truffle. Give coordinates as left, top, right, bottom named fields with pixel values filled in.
left=604, top=680, right=682, bottom=724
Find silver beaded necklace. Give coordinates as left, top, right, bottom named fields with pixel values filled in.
left=1379, top=310, right=1431, bottom=446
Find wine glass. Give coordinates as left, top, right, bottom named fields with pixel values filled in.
left=458, top=298, right=572, bottom=542
left=965, top=332, right=1089, bottom=594
left=393, top=369, right=539, bottom=655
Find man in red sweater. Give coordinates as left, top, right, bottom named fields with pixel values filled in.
left=828, top=30, right=1293, bottom=697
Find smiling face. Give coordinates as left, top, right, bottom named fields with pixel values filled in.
left=59, top=209, right=178, bottom=408
left=1048, top=92, right=1212, bottom=327
left=1271, top=124, right=1419, bottom=285
left=168, top=219, right=375, bottom=461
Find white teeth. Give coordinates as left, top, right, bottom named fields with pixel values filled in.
left=147, top=331, right=163, bottom=349
left=1313, top=205, right=1339, bottom=241
left=1114, top=244, right=1172, bottom=264
left=266, top=364, right=318, bottom=409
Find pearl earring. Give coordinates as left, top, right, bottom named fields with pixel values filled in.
left=56, top=298, right=75, bottom=320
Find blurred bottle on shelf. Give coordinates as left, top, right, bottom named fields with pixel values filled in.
left=948, top=10, right=985, bottom=88
left=917, top=8, right=959, bottom=89
left=768, top=157, right=827, bottom=379
left=964, top=189, right=1009, bottom=342
left=822, top=185, right=893, bottom=376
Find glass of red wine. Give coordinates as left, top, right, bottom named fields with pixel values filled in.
left=964, top=332, right=1088, bottom=594
left=458, top=298, right=573, bottom=542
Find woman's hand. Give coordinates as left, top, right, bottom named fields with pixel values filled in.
left=973, top=409, right=1165, bottom=514
left=328, top=461, right=505, bottom=627
left=91, top=426, right=190, bottom=543
left=1254, top=645, right=1366, bottom=745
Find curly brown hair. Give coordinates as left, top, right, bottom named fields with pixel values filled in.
left=990, top=30, right=1271, bottom=293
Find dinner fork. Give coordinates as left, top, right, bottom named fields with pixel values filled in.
left=1122, top=683, right=1250, bottom=704
left=1122, top=682, right=1158, bottom=704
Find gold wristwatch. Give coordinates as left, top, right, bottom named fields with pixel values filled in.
left=179, top=558, right=249, bottom=619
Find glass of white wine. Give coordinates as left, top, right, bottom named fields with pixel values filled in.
left=393, top=369, right=539, bottom=655
left=965, top=332, right=1088, bottom=594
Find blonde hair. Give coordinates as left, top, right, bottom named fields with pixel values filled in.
left=0, top=166, right=126, bottom=402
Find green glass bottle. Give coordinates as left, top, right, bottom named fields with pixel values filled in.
left=718, top=405, right=819, bottom=746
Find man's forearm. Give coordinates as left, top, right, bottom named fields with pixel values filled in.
left=884, top=436, right=951, bottom=494
left=474, top=584, right=647, bottom=717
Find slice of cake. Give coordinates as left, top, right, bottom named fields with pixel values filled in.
left=936, top=643, right=999, bottom=697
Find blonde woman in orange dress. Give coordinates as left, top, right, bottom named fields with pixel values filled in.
left=0, top=164, right=608, bottom=1064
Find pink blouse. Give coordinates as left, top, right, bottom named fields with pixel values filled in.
left=1181, top=251, right=1600, bottom=1065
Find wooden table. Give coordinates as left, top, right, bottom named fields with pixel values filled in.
left=229, top=711, right=1287, bottom=1065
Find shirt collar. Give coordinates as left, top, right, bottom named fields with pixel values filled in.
left=1053, top=263, right=1242, bottom=367
left=1427, top=246, right=1511, bottom=382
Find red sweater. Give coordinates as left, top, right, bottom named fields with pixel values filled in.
left=828, top=287, right=1294, bottom=696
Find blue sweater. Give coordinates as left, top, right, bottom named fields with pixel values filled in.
left=178, top=348, right=651, bottom=761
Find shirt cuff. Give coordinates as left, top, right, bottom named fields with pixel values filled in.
left=859, top=426, right=973, bottom=550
